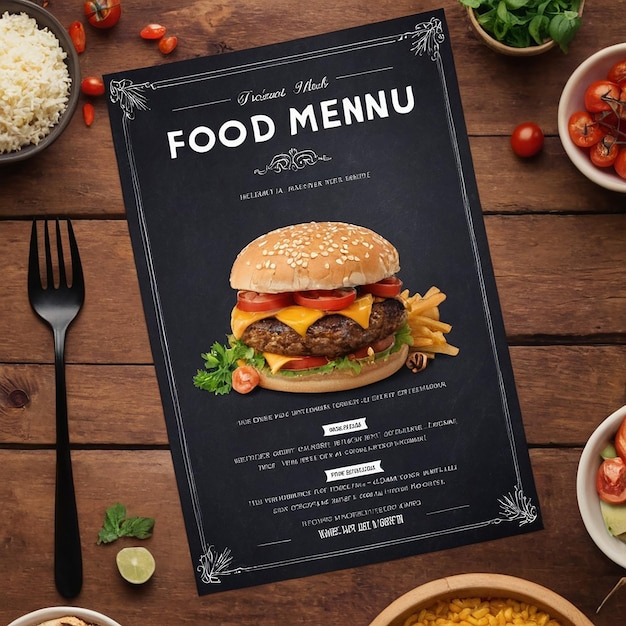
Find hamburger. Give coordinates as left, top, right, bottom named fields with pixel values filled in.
left=228, top=221, right=412, bottom=393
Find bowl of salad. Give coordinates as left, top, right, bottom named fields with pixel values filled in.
left=558, top=43, right=626, bottom=192
left=461, top=0, right=583, bottom=56
left=577, top=404, right=626, bottom=569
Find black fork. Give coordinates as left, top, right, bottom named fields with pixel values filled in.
left=28, top=219, right=84, bottom=598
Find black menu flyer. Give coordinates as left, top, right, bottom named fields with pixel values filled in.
left=105, top=9, right=543, bottom=595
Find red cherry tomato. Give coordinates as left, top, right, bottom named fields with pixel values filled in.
left=280, top=356, right=330, bottom=371
left=590, top=136, right=619, bottom=168
left=510, top=122, right=544, bottom=157
left=231, top=365, right=260, bottom=394
left=236, top=291, right=294, bottom=312
left=597, top=456, right=626, bottom=503
left=158, top=36, right=178, bottom=55
left=584, top=80, right=621, bottom=113
left=607, top=59, right=626, bottom=85
left=84, top=0, right=121, bottom=29
left=68, top=21, right=86, bottom=53
left=568, top=111, right=604, bottom=147
left=82, top=103, right=95, bottom=127
left=360, top=276, right=403, bottom=298
left=615, top=148, right=626, bottom=180
left=294, top=288, right=357, bottom=311
left=81, top=76, right=105, bottom=97
left=140, top=23, right=166, bottom=39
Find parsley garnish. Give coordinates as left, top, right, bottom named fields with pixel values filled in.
left=96, top=503, right=155, bottom=545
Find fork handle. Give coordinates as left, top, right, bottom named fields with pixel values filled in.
left=53, top=327, right=83, bottom=598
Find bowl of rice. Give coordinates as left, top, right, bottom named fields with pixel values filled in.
left=0, top=0, right=80, bottom=164
left=369, top=573, right=594, bottom=626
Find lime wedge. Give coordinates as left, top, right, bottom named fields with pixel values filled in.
left=116, top=546, right=156, bottom=584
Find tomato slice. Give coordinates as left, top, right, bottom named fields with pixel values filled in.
left=597, top=456, right=626, bottom=503
left=280, top=355, right=329, bottom=371
left=568, top=111, right=604, bottom=147
left=615, top=416, right=626, bottom=461
left=360, top=276, right=403, bottom=298
left=236, top=291, right=294, bottom=312
left=350, top=335, right=395, bottom=359
left=294, top=288, right=356, bottom=311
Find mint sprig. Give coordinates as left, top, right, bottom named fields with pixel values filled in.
left=96, top=503, right=155, bottom=545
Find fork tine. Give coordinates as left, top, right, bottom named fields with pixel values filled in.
left=66, top=220, right=84, bottom=289
left=44, top=219, right=55, bottom=290
left=28, top=220, right=42, bottom=290
left=55, top=219, right=68, bottom=288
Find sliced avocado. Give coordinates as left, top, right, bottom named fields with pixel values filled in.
left=601, top=443, right=618, bottom=460
left=600, top=500, right=626, bottom=537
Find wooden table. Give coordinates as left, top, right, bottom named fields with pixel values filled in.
left=1, top=1, right=625, bottom=623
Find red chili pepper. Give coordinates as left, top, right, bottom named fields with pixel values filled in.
left=68, top=20, right=86, bottom=53
left=140, top=23, right=166, bottom=40
left=82, top=102, right=95, bottom=127
left=158, top=35, right=177, bottom=54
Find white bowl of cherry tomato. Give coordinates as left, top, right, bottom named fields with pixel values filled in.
left=558, top=43, right=626, bottom=192
left=577, top=404, right=626, bottom=569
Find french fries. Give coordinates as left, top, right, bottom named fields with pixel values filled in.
left=400, top=286, right=459, bottom=366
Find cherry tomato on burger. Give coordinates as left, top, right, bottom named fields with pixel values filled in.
left=607, top=59, right=626, bottom=85
left=140, top=23, right=166, bottom=39
left=280, top=356, right=329, bottom=371
left=68, top=21, right=86, bottom=53
left=236, top=291, right=294, bottom=312
left=510, top=122, right=544, bottom=157
left=597, top=456, right=626, bottom=503
left=615, top=148, right=626, bottom=180
left=84, top=0, right=121, bottom=29
left=590, top=135, right=618, bottom=167
left=294, top=288, right=356, bottom=311
left=360, top=276, right=403, bottom=298
left=81, top=76, right=105, bottom=97
left=231, top=365, right=260, bottom=394
left=584, top=80, right=621, bottom=113
left=568, top=111, right=604, bottom=147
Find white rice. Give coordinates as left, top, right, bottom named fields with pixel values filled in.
left=0, top=11, right=71, bottom=154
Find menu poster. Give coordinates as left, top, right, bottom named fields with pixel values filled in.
left=106, top=10, right=542, bottom=595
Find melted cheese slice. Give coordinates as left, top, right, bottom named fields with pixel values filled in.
left=231, top=293, right=374, bottom=339
left=263, top=352, right=301, bottom=374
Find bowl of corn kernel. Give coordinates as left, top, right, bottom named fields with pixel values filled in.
left=369, top=573, right=593, bottom=626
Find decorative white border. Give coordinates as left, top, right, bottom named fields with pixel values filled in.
left=110, top=15, right=538, bottom=588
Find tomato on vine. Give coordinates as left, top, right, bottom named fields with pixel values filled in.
left=511, top=122, right=544, bottom=157
left=84, top=0, right=122, bottom=29
left=568, top=111, right=604, bottom=147
left=590, top=136, right=619, bottom=168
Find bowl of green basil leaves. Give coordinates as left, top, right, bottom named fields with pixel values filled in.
left=461, top=0, right=584, bottom=56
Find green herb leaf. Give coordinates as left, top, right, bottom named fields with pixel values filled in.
left=97, top=503, right=155, bottom=545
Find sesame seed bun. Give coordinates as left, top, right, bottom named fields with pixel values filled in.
left=230, top=222, right=400, bottom=293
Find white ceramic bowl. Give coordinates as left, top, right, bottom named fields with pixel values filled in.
left=7, top=606, right=122, bottom=626
left=577, top=404, right=626, bottom=569
left=0, top=0, right=81, bottom=165
left=557, top=43, right=626, bottom=193
left=369, top=573, right=593, bottom=626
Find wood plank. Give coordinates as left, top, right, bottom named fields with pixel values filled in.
left=0, top=448, right=619, bottom=625
left=1, top=1, right=625, bottom=218
left=1, top=345, right=624, bottom=447
left=1, top=217, right=624, bottom=365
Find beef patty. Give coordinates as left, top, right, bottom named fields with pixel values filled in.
left=241, top=298, right=407, bottom=358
